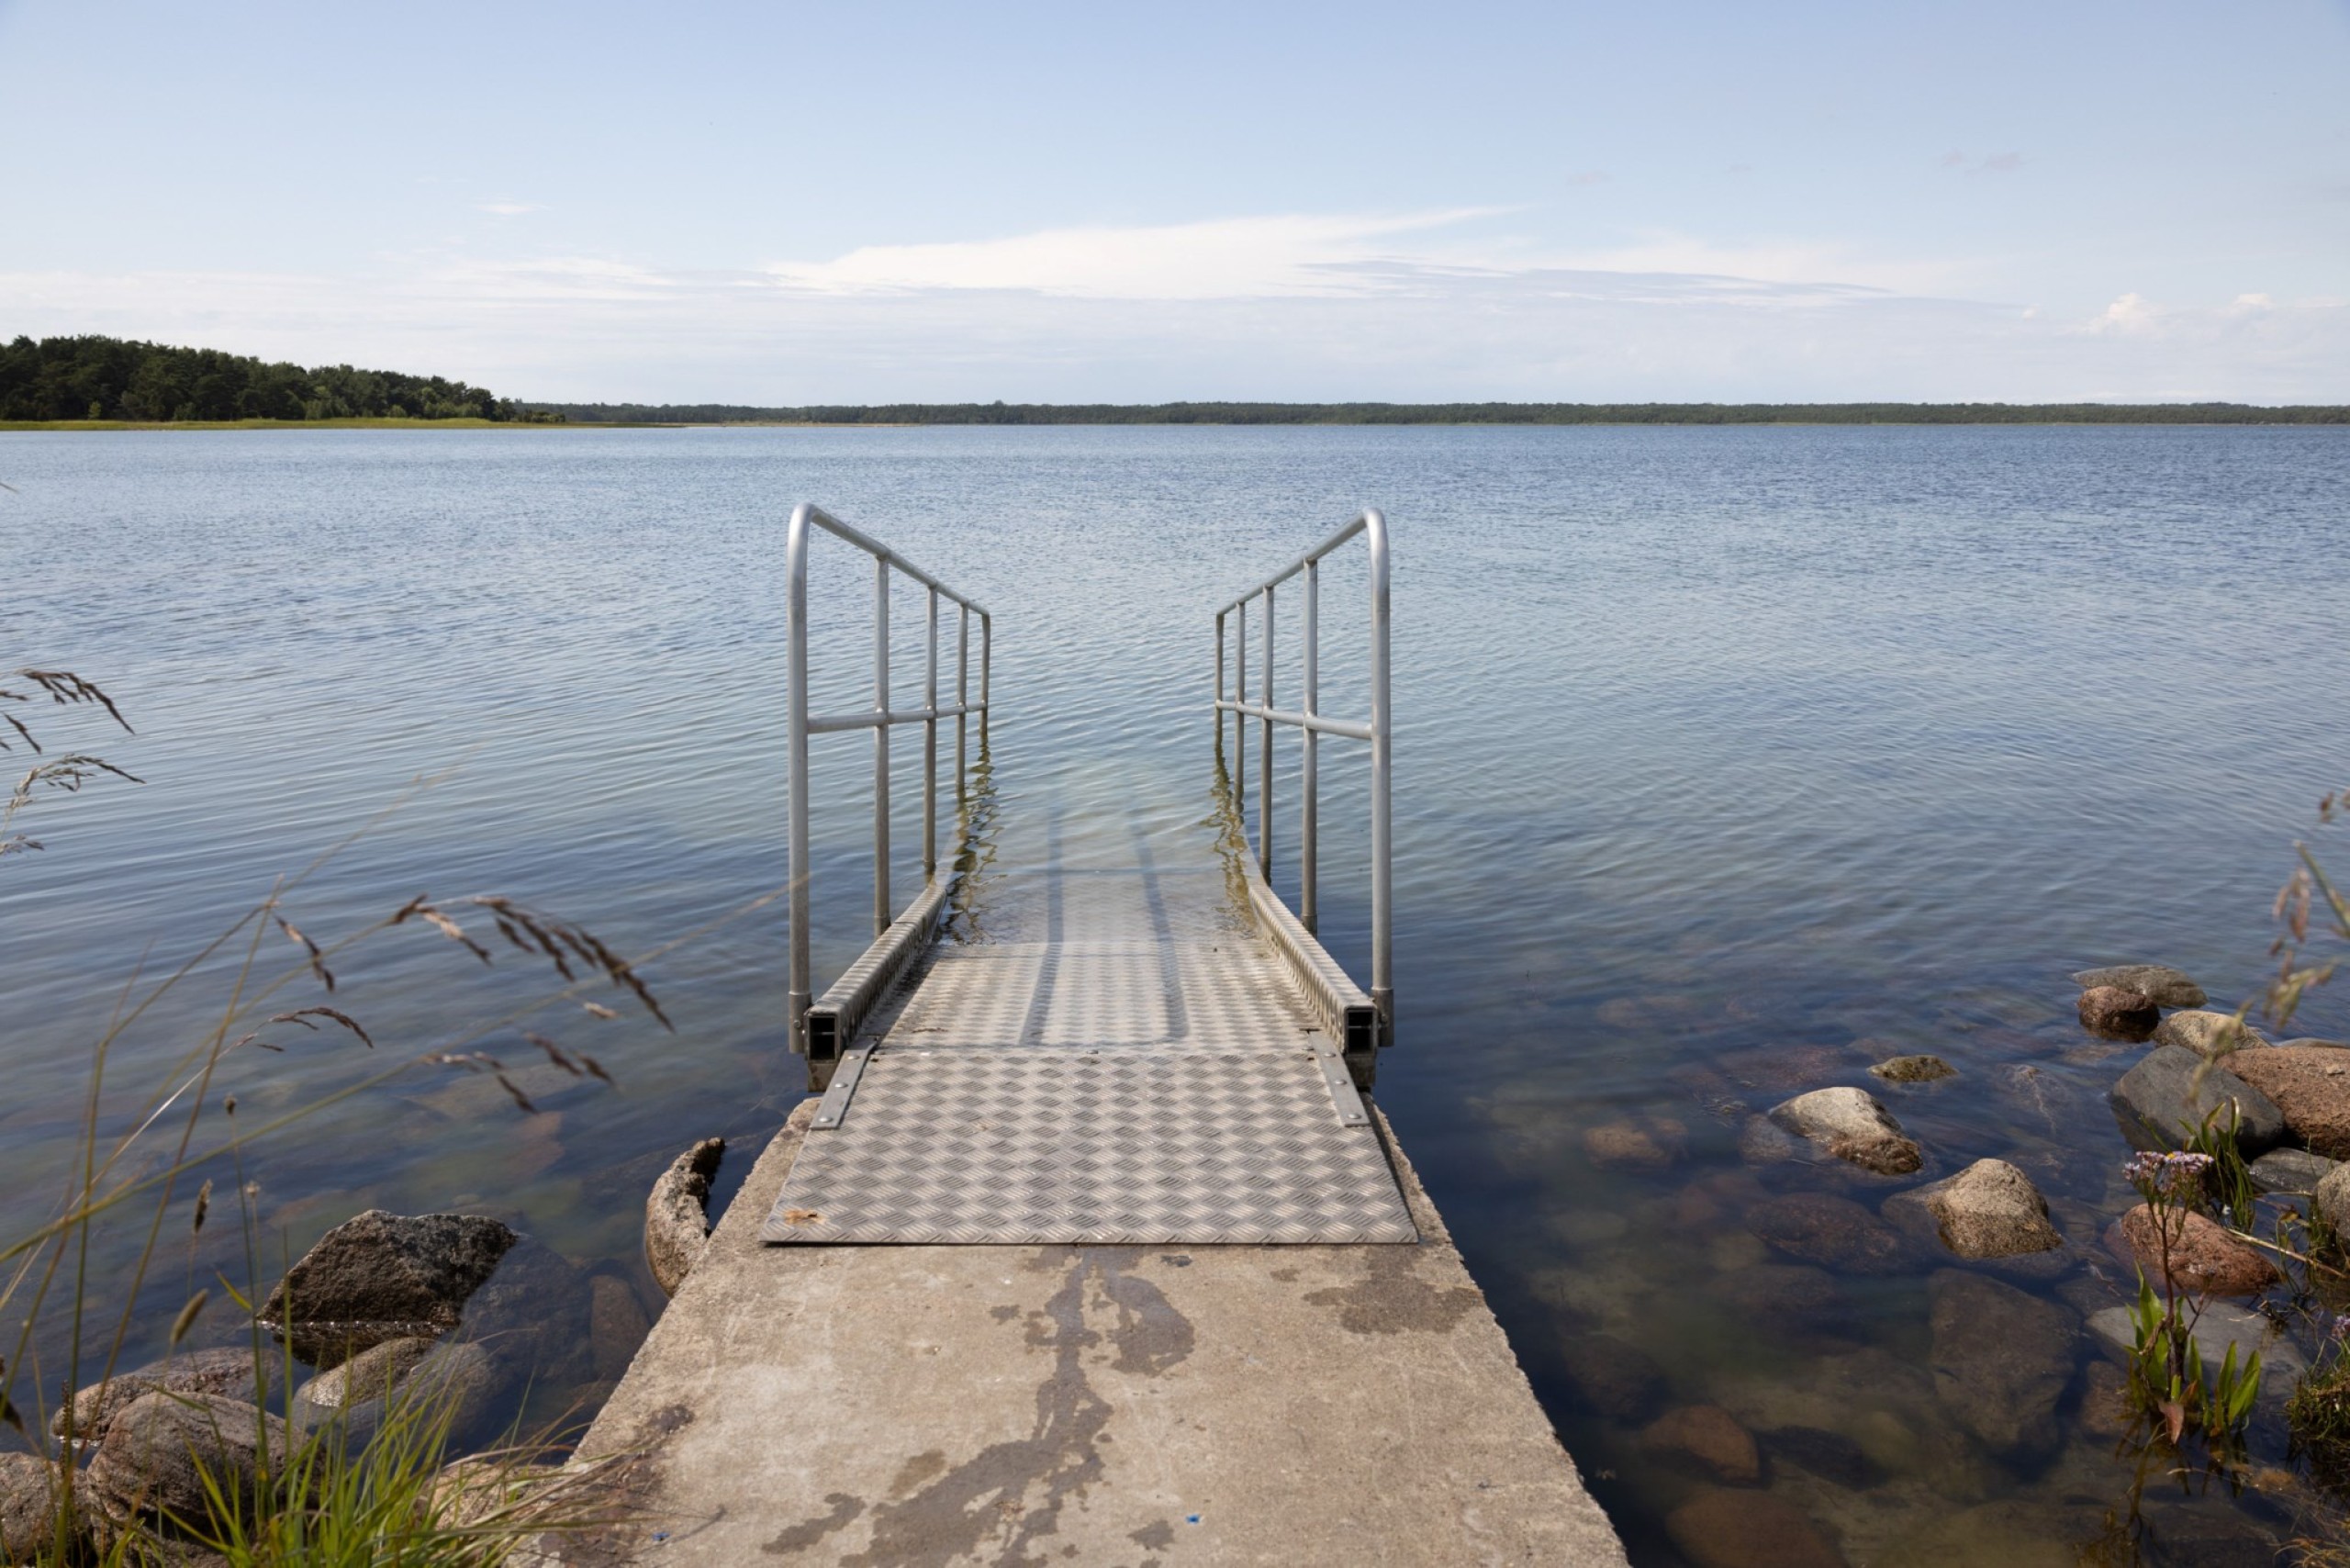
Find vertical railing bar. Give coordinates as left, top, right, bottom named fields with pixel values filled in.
left=1259, top=582, right=1273, bottom=878
left=1214, top=611, right=1225, bottom=756
left=1301, top=557, right=1318, bottom=933
left=956, top=603, right=970, bottom=802
left=923, top=586, right=939, bottom=882
left=1235, top=597, right=1248, bottom=839
left=873, top=555, right=890, bottom=938
left=979, top=611, right=991, bottom=722
left=1366, top=509, right=1392, bottom=1045
left=787, top=504, right=812, bottom=1056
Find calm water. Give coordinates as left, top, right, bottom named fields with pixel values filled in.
left=6, top=425, right=2349, bottom=1562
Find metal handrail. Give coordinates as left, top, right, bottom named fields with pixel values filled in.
left=788, top=502, right=990, bottom=1065
left=1213, top=509, right=1391, bottom=1043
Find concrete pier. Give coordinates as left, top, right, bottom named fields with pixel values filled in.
left=567, top=855, right=1627, bottom=1566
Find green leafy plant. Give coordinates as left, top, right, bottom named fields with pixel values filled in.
left=2122, top=1148, right=2263, bottom=1447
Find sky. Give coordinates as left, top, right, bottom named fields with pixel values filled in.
left=2, top=0, right=2346, bottom=404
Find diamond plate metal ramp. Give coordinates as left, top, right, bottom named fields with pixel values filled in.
left=760, top=1046, right=1416, bottom=1245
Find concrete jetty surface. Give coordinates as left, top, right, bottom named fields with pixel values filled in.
left=571, top=1099, right=1626, bottom=1566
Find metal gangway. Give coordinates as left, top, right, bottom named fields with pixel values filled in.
left=762, top=504, right=1410, bottom=1246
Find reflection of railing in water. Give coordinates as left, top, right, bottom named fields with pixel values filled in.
left=787, top=502, right=990, bottom=1084
left=1213, top=510, right=1393, bottom=1047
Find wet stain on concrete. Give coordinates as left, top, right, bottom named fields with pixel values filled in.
left=1129, top=1518, right=1177, bottom=1550
left=1304, top=1248, right=1480, bottom=1335
left=764, top=1249, right=1194, bottom=1567
left=891, top=1450, right=948, bottom=1496
left=763, top=1492, right=866, bottom=1554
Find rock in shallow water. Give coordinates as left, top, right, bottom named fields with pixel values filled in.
left=2153, top=1010, right=2270, bottom=1058
left=1745, top=1193, right=1910, bottom=1275
left=1665, top=1489, right=1845, bottom=1568
left=2217, top=1045, right=2350, bottom=1159
left=259, top=1210, right=517, bottom=1368
left=2249, top=1146, right=2340, bottom=1196
left=2107, top=1204, right=2279, bottom=1296
left=1868, top=1054, right=1955, bottom=1083
left=2314, top=1162, right=2350, bottom=1239
left=54, top=1346, right=263, bottom=1444
left=1555, top=1334, right=1667, bottom=1420
left=84, top=1391, right=287, bottom=1540
left=1640, top=1405, right=1761, bottom=1484
left=2108, top=1046, right=2283, bottom=1154
left=2089, top=1300, right=2306, bottom=1378
left=2073, top=964, right=2207, bottom=1009
left=0, top=1453, right=62, bottom=1563
left=1927, top=1270, right=2077, bottom=1460
left=1766, top=1087, right=1922, bottom=1175
left=1583, top=1116, right=1685, bottom=1170
left=2078, top=986, right=2159, bottom=1041
left=1883, top=1158, right=2063, bottom=1263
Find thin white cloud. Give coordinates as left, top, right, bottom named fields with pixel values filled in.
left=474, top=201, right=542, bottom=217
left=762, top=209, right=1504, bottom=300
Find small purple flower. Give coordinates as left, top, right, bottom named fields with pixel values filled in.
left=2331, top=1314, right=2350, bottom=1344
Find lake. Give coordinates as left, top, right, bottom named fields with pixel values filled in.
left=5, top=424, right=2348, bottom=1562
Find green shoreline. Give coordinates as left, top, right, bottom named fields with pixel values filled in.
left=0, top=418, right=655, bottom=431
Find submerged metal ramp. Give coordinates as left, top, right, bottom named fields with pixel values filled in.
left=765, top=504, right=1404, bottom=1248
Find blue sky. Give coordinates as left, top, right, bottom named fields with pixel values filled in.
left=3, top=0, right=2345, bottom=402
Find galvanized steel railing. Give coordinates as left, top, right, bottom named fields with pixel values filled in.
left=1214, top=509, right=1392, bottom=1044
left=788, top=502, right=990, bottom=1078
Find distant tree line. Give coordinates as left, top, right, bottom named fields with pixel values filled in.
left=0, top=335, right=560, bottom=422
left=532, top=399, right=2350, bottom=427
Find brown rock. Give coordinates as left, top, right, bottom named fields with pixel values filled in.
left=2109, top=1204, right=2280, bottom=1296
left=259, top=1210, right=517, bottom=1368
left=2078, top=1360, right=2132, bottom=1438
left=1745, top=1193, right=1910, bottom=1275
left=1869, top=1054, right=1956, bottom=1083
left=589, top=1273, right=652, bottom=1382
left=1641, top=1405, right=1762, bottom=1484
left=84, top=1392, right=286, bottom=1539
left=1583, top=1116, right=1686, bottom=1170
left=2218, top=1046, right=2350, bottom=1159
left=645, top=1138, right=725, bottom=1297
left=1665, top=1489, right=1845, bottom=1568
left=1556, top=1334, right=1668, bottom=1419
left=2074, top=965, right=2207, bottom=1008
left=2078, top=986, right=2159, bottom=1041
left=296, top=1335, right=439, bottom=1417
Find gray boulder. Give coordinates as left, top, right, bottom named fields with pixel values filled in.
left=55, top=1346, right=264, bottom=1444
left=2316, top=1163, right=2350, bottom=1241
left=84, top=1391, right=288, bottom=1540
left=0, top=1452, right=63, bottom=1562
left=1929, top=1271, right=2077, bottom=1460
left=259, top=1210, right=517, bottom=1368
left=645, top=1138, right=725, bottom=1296
left=2108, top=1046, right=2283, bottom=1154
left=2153, top=1010, right=2270, bottom=1058
left=2249, top=1147, right=2340, bottom=1196
left=2073, top=965, right=2207, bottom=1008
left=1766, top=1086, right=1923, bottom=1174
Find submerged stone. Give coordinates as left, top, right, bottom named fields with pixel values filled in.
left=2248, top=1146, right=2340, bottom=1196
left=1640, top=1405, right=1762, bottom=1485
left=259, top=1210, right=517, bottom=1368
left=2089, top=1300, right=2306, bottom=1378
left=1926, top=1271, right=2076, bottom=1461
left=2107, top=1205, right=2279, bottom=1297
left=1664, top=1488, right=1845, bottom=1568
left=1745, top=1193, right=1909, bottom=1275
left=2078, top=986, right=2159, bottom=1041
left=1884, top=1158, right=2063, bottom=1262
left=1556, top=1334, right=1668, bottom=1420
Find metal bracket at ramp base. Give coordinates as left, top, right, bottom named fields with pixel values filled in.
left=760, top=1047, right=1417, bottom=1246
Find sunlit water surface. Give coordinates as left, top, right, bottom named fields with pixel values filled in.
left=5, top=426, right=2348, bottom=1562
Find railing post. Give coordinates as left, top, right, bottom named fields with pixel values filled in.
left=1214, top=610, right=1225, bottom=754
left=980, top=612, right=992, bottom=726
left=1366, top=510, right=1392, bottom=1045
left=923, top=586, right=939, bottom=882
left=1301, top=558, right=1318, bottom=933
left=1259, top=583, right=1273, bottom=878
left=956, top=603, right=970, bottom=802
left=787, top=504, right=813, bottom=1057
left=1235, top=598, right=1247, bottom=816
left=873, top=555, right=890, bottom=938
